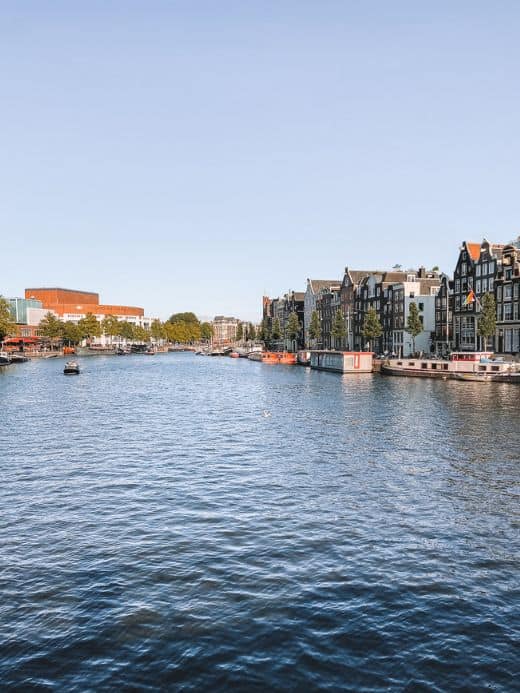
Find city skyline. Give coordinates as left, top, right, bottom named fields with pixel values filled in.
left=2, top=1, right=519, bottom=321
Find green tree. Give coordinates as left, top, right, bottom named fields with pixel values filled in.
left=101, top=315, right=120, bottom=340
left=133, top=325, right=151, bottom=342
left=38, top=311, right=63, bottom=339
left=406, top=302, right=423, bottom=354
left=331, top=309, right=346, bottom=350
left=248, top=323, right=256, bottom=341
left=477, top=292, right=497, bottom=350
left=118, top=320, right=135, bottom=341
left=236, top=322, right=244, bottom=342
left=271, top=318, right=282, bottom=342
left=151, top=319, right=165, bottom=341
left=286, top=312, right=301, bottom=352
left=0, top=296, right=16, bottom=340
left=200, top=322, right=213, bottom=341
left=62, top=321, right=83, bottom=345
left=361, top=307, right=383, bottom=352
left=78, top=313, right=101, bottom=340
left=259, top=318, right=271, bottom=346
left=308, top=310, right=321, bottom=346
left=167, top=312, right=199, bottom=325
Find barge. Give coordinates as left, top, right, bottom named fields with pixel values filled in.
left=381, top=352, right=520, bottom=383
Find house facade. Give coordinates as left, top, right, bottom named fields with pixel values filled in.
left=495, top=241, right=520, bottom=354
left=304, top=279, right=339, bottom=347
left=452, top=240, right=503, bottom=351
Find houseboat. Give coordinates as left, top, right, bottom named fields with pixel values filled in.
left=310, top=351, right=373, bottom=374
left=381, top=352, right=520, bottom=383
left=247, top=351, right=297, bottom=365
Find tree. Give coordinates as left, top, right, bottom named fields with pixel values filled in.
left=78, top=313, right=101, bottom=340
left=133, top=325, right=151, bottom=342
left=38, top=311, right=63, bottom=339
left=331, top=309, right=346, bottom=350
left=0, top=296, right=16, bottom=340
left=477, top=292, right=497, bottom=350
left=271, top=318, right=282, bottom=342
left=361, top=307, right=382, bottom=352
left=259, top=318, right=271, bottom=346
left=248, top=323, right=256, bottom=341
left=406, top=302, right=423, bottom=354
left=286, top=312, right=301, bottom=352
left=308, top=310, right=321, bottom=346
left=118, top=320, right=135, bottom=341
left=62, top=321, right=83, bottom=345
left=236, top=322, right=244, bottom=342
left=151, top=319, right=165, bottom=341
left=102, top=316, right=120, bottom=340
left=200, top=322, right=213, bottom=341
left=167, top=312, right=199, bottom=325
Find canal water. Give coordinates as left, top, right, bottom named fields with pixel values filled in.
left=0, top=354, right=518, bottom=690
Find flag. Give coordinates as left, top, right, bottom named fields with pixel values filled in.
left=463, top=289, right=475, bottom=306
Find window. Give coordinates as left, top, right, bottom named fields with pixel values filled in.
left=497, top=286, right=502, bottom=301
left=455, top=279, right=460, bottom=293
left=488, top=278, right=494, bottom=291
left=418, top=302, right=424, bottom=311
left=476, top=264, right=481, bottom=277
left=476, top=280, right=481, bottom=294
left=482, top=278, right=488, bottom=292
left=504, top=284, right=512, bottom=300
left=461, top=262, right=467, bottom=275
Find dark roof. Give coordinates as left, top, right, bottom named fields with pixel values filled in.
left=308, top=279, right=340, bottom=292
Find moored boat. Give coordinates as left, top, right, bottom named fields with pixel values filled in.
left=248, top=351, right=297, bottom=365
left=381, top=352, right=520, bottom=383
left=0, top=351, right=11, bottom=366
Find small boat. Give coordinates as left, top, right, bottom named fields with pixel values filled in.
left=64, top=360, right=80, bottom=375
left=0, top=352, right=10, bottom=367
left=9, top=354, right=29, bottom=364
left=229, top=352, right=240, bottom=358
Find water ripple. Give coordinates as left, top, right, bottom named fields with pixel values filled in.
left=1, top=354, right=519, bottom=690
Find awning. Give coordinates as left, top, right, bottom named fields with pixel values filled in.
left=2, top=336, right=40, bottom=343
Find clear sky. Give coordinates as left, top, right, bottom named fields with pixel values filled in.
left=1, top=1, right=519, bottom=321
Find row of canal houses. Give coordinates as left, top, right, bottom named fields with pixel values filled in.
left=263, top=238, right=520, bottom=356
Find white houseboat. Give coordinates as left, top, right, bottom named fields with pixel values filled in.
left=381, top=352, right=520, bottom=383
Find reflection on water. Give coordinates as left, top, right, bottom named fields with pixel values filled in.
left=0, top=354, right=518, bottom=690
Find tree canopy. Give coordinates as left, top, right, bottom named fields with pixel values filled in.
left=308, top=310, right=321, bottom=343
left=406, top=302, right=423, bottom=352
left=0, top=296, right=16, bottom=340
left=477, top=293, right=497, bottom=347
left=38, top=312, right=63, bottom=339
left=78, top=313, right=102, bottom=339
left=331, top=309, right=346, bottom=349
left=361, top=307, right=382, bottom=349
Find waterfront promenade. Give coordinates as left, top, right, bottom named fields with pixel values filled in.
left=1, top=353, right=518, bottom=690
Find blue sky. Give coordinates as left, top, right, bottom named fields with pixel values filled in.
left=1, top=1, right=519, bottom=321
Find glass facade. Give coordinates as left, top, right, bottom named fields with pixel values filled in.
left=8, top=298, right=43, bottom=324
